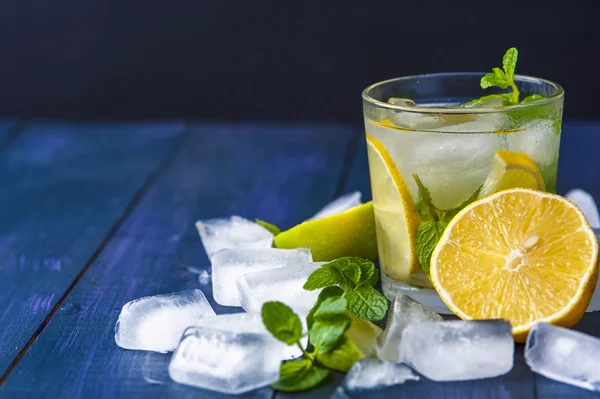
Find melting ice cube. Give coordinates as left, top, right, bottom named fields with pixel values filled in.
left=196, top=216, right=274, bottom=260
left=236, top=261, right=323, bottom=314
left=168, top=326, right=281, bottom=394
left=399, top=319, right=514, bottom=381
left=212, top=247, right=312, bottom=306
left=525, top=322, right=600, bottom=392
left=377, top=293, right=443, bottom=362
left=196, top=312, right=302, bottom=360
left=342, top=359, right=419, bottom=391
left=115, top=289, right=215, bottom=353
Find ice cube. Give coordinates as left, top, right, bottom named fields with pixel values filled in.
left=341, top=359, right=419, bottom=391
left=381, top=274, right=452, bottom=314
left=115, top=289, right=215, bottom=353
left=506, top=120, right=560, bottom=166
left=566, top=189, right=600, bottom=229
left=377, top=293, right=443, bottom=362
left=196, top=216, right=274, bottom=260
left=525, top=322, right=600, bottom=391
left=196, top=312, right=302, bottom=360
left=236, top=262, right=323, bottom=314
left=212, top=247, right=312, bottom=306
left=399, top=319, right=514, bottom=381
left=393, top=131, right=505, bottom=208
left=309, top=192, right=362, bottom=220
left=168, top=326, right=281, bottom=394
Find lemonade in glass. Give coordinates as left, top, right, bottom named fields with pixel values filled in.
left=362, top=72, right=564, bottom=302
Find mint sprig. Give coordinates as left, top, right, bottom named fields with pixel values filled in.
left=303, top=257, right=388, bottom=321
left=465, top=47, right=545, bottom=107
left=261, top=298, right=352, bottom=392
left=413, top=174, right=482, bottom=273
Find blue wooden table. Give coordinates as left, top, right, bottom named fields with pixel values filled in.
left=0, top=120, right=599, bottom=398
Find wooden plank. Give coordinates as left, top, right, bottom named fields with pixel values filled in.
left=0, top=123, right=353, bottom=398
left=0, top=122, right=183, bottom=378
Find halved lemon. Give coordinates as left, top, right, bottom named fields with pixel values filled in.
left=366, top=134, right=420, bottom=281
left=479, top=150, right=545, bottom=198
left=431, top=188, right=599, bottom=342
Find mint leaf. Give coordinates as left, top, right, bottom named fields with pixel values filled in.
left=303, top=266, right=342, bottom=291
left=480, top=70, right=509, bottom=89
left=413, top=174, right=439, bottom=222
left=415, top=220, right=447, bottom=274
left=325, top=258, right=362, bottom=288
left=442, top=185, right=482, bottom=220
left=345, top=285, right=388, bottom=321
left=466, top=47, right=532, bottom=106
left=272, top=359, right=329, bottom=392
left=255, top=219, right=281, bottom=235
left=356, top=259, right=376, bottom=285
left=261, top=301, right=304, bottom=345
left=463, top=93, right=512, bottom=108
left=309, top=297, right=350, bottom=353
left=502, top=47, right=518, bottom=81
left=365, top=267, right=379, bottom=287
left=521, top=94, right=545, bottom=104
left=306, top=286, right=344, bottom=329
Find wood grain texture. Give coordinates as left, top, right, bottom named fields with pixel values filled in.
left=0, top=124, right=353, bottom=399
left=0, top=122, right=183, bottom=377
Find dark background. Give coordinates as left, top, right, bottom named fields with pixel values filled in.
left=1, top=0, right=599, bottom=122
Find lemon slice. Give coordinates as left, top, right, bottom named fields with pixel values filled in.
left=431, top=188, right=599, bottom=342
left=274, top=202, right=378, bottom=262
left=366, top=134, right=420, bottom=281
left=479, top=150, right=545, bottom=198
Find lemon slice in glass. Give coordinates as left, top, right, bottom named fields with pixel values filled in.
left=366, top=133, right=420, bottom=282
left=479, top=150, right=545, bottom=198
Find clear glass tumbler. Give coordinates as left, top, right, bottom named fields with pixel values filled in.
left=362, top=73, right=564, bottom=306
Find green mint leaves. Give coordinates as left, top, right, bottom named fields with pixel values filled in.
left=465, top=47, right=544, bottom=107
left=308, top=297, right=350, bottom=353
left=261, top=297, right=353, bottom=392
left=415, top=220, right=447, bottom=274
left=262, top=257, right=388, bottom=392
left=262, top=301, right=330, bottom=392
left=413, top=174, right=481, bottom=273
left=303, top=257, right=387, bottom=321
left=261, top=301, right=304, bottom=345
left=271, top=359, right=329, bottom=392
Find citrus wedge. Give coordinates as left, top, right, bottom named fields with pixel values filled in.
left=274, top=202, right=378, bottom=262
left=366, top=134, right=420, bottom=281
left=431, top=188, right=599, bottom=342
left=479, top=150, right=545, bottom=198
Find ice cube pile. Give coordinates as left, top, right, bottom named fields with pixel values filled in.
left=114, top=191, right=600, bottom=395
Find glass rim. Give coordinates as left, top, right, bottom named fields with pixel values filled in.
left=362, top=72, right=564, bottom=114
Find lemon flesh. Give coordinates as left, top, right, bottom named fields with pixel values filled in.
left=479, top=150, right=545, bottom=198
left=431, top=188, right=599, bottom=342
